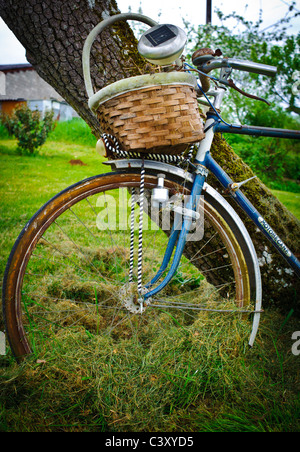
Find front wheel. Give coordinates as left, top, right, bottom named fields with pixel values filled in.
left=3, top=170, right=255, bottom=360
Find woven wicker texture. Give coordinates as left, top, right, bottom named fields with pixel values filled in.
left=96, top=84, right=204, bottom=155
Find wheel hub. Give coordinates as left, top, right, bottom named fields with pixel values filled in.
left=119, top=283, right=148, bottom=314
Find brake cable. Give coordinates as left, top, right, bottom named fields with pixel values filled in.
left=184, top=62, right=270, bottom=106
left=184, top=63, right=240, bottom=129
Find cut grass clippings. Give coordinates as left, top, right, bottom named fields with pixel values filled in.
left=0, top=309, right=299, bottom=432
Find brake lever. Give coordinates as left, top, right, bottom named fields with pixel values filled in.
left=219, top=78, right=270, bottom=105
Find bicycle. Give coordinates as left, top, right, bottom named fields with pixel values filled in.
left=2, top=13, right=300, bottom=361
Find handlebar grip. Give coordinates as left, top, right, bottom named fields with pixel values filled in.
left=227, top=58, right=277, bottom=77
left=198, top=58, right=277, bottom=77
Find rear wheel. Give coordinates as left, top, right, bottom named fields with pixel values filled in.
left=3, top=170, right=253, bottom=360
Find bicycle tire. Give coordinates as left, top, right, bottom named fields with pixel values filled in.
left=3, top=170, right=256, bottom=360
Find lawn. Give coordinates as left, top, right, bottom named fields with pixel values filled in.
left=0, top=134, right=299, bottom=432
left=272, top=190, right=300, bottom=220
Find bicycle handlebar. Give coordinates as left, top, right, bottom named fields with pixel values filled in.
left=198, top=57, right=277, bottom=77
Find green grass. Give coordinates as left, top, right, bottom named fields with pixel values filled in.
left=0, top=138, right=104, bottom=281
left=0, top=131, right=299, bottom=432
left=272, top=190, right=300, bottom=220
left=48, top=118, right=98, bottom=147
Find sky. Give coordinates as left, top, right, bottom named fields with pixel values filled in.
left=0, top=0, right=299, bottom=64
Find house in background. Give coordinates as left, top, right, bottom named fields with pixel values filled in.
left=0, top=63, right=78, bottom=121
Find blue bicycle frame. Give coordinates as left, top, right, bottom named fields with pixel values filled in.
left=144, top=90, right=300, bottom=300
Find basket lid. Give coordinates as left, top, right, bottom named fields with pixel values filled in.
left=88, top=72, right=198, bottom=112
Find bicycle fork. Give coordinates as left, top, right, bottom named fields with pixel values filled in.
left=144, top=169, right=207, bottom=300
left=143, top=110, right=216, bottom=301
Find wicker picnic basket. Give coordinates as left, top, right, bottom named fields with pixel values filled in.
left=89, top=72, right=205, bottom=155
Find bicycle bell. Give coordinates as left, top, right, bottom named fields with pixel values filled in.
left=138, top=24, right=187, bottom=65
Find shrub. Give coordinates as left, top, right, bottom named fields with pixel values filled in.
left=1, top=105, right=55, bottom=155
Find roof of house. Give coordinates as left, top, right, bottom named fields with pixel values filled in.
left=0, top=63, right=66, bottom=103
left=0, top=63, right=33, bottom=73
left=0, top=98, right=26, bottom=102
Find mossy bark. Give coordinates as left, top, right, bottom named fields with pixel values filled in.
left=209, top=134, right=300, bottom=313
left=1, top=0, right=299, bottom=312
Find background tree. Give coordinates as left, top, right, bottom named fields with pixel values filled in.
left=0, top=0, right=299, bottom=311
left=184, top=6, right=300, bottom=119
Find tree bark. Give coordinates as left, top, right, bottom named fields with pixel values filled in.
left=1, top=0, right=299, bottom=312
left=0, top=0, right=144, bottom=134
left=209, top=134, right=300, bottom=314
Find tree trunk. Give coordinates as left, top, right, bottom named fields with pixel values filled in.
left=209, top=134, right=300, bottom=314
left=0, top=0, right=145, bottom=134
left=1, top=0, right=299, bottom=312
